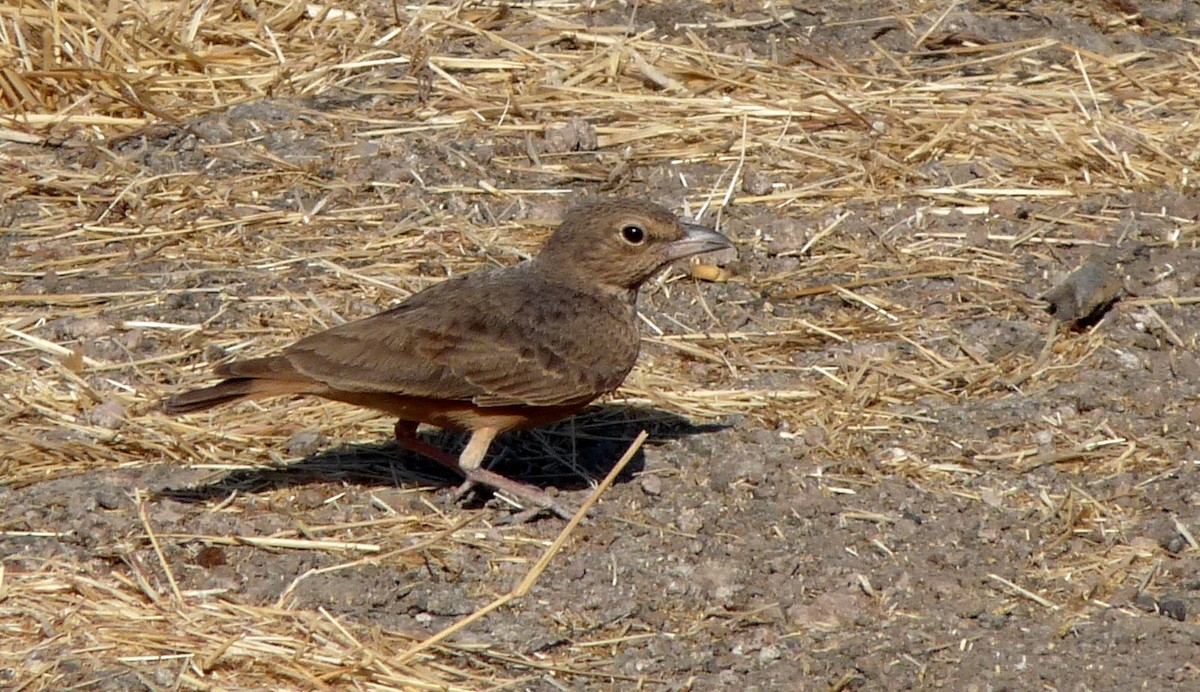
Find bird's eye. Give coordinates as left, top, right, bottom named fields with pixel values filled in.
left=621, top=225, right=646, bottom=245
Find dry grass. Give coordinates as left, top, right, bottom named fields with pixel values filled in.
left=3, top=0, right=1199, bottom=688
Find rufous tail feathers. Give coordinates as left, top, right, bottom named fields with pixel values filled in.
left=164, top=356, right=319, bottom=414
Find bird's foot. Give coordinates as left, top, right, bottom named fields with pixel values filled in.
left=394, top=423, right=467, bottom=479
left=395, top=421, right=577, bottom=521
left=453, top=468, right=576, bottom=521
left=450, top=478, right=477, bottom=504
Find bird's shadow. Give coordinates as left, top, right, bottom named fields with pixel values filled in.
left=157, top=405, right=728, bottom=505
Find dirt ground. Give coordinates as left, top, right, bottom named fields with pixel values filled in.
left=4, top=1, right=1200, bottom=689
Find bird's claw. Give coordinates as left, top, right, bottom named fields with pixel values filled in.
left=452, top=472, right=577, bottom=522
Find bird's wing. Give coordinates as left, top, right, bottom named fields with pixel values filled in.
left=278, top=270, right=637, bottom=408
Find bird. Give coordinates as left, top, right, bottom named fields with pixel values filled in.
left=164, top=198, right=733, bottom=519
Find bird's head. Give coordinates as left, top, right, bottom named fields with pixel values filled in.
left=534, top=198, right=733, bottom=293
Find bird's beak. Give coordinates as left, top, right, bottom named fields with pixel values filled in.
left=666, top=222, right=734, bottom=262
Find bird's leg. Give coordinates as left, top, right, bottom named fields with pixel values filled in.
left=394, top=420, right=573, bottom=520
left=454, top=426, right=574, bottom=521
left=393, top=420, right=466, bottom=479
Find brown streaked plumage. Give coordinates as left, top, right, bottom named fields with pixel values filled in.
left=165, top=198, right=733, bottom=519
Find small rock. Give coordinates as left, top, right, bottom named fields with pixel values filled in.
left=741, top=169, right=773, bottom=196
left=88, top=400, right=126, bottom=430
left=977, top=613, right=1008, bottom=629
left=195, top=546, right=227, bottom=568
left=1114, top=349, right=1142, bottom=370
left=676, top=507, right=705, bottom=534
left=639, top=474, right=664, bottom=496
left=293, top=488, right=328, bottom=510
left=1172, top=353, right=1200, bottom=381
left=803, top=426, right=827, bottom=447
left=990, top=198, right=1031, bottom=219
left=1163, top=535, right=1187, bottom=555
left=65, top=317, right=110, bottom=338
left=1159, top=598, right=1187, bottom=622
left=786, top=591, right=865, bottom=628
left=471, top=142, right=494, bottom=165
left=757, top=645, right=782, bottom=663
left=121, top=329, right=144, bottom=351
left=1041, top=260, right=1122, bottom=324
left=1133, top=593, right=1159, bottom=613
left=94, top=487, right=123, bottom=510
left=741, top=430, right=774, bottom=449
left=965, top=223, right=990, bottom=246
left=203, top=344, right=229, bottom=362
left=1129, top=536, right=1159, bottom=554
left=764, top=220, right=809, bottom=255
left=542, top=117, right=597, bottom=153
left=287, top=430, right=329, bottom=457
left=712, top=582, right=739, bottom=604
left=561, top=557, right=587, bottom=581
left=980, top=487, right=1004, bottom=509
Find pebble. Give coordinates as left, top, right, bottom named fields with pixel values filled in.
left=675, top=507, right=705, bottom=534
left=94, top=487, right=123, bottom=510
left=741, top=169, right=773, bottom=196
left=195, top=546, right=227, bottom=568
left=88, top=400, right=126, bottom=430
left=1160, top=598, right=1187, bottom=622
left=757, top=645, right=782, bottom=664
left=286, top=430, right=329, bottom=457
left=639, top=474, right=664, bottom=496
left=1133, top=593, right=1159, bottom=613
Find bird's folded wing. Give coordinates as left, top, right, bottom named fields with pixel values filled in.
left=277, top=292, right=626, bottom=408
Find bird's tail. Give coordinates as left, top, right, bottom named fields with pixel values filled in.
left=163, top=356, right=320, bottom=414
left=163, top=378, right=264, bottom=414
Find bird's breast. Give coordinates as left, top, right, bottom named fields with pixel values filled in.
left=518, top=284, right=640, bottom=384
